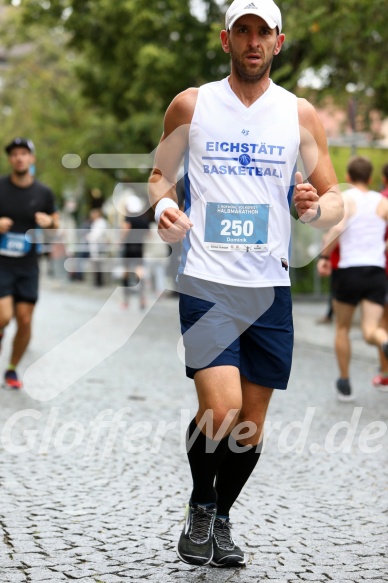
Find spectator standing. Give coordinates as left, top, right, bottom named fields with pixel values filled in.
left=87, top=208, right=108, bottom=287
left=316, top=244, right=340, bottom=324
left=121, top=198, right=150, bottom=309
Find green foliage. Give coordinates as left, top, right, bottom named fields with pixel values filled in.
left=11, top=0, right=388, bottom=126
left=0, top=6, right=118, bottom=203
left=276, top=0, right=388, bottom=114
left=330, top=146, right=388, bottom=191
left=15, top=0, right=226, bottom=152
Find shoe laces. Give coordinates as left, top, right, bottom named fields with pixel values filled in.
left=213, top=518, right=235, bottom=550
left=189, top=506, right=215, bottom=544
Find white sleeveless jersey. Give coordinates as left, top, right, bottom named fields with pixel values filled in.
left=339, top=187, right=386, bottom=269
left=178, top=77, right=300, bottom=287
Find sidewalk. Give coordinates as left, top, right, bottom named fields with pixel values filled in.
left=0, top=280, right=387, bottom=583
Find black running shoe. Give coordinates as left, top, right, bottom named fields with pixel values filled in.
left=177, top=501, right=216, bottom=565
left=336, top=378, right=354, bottom=402
left=211, top=517, right=246, bottom=568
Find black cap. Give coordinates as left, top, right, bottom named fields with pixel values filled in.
left=5, top=137, right=35, bottom=155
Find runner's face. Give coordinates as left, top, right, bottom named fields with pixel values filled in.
left=223, top=15, right=284, bottom=83
left=8, top=147, right=34, bottom=176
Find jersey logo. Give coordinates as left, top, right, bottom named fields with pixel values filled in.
left=241, top=129, right=249, bottom=136
left=244, top=2, right=258, bottom=9
left=239, top=154, right=251, bottom=166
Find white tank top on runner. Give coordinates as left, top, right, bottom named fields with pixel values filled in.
left=338, top=187, right=386, bottom=269
left=178, top=77, right=300, bottom=288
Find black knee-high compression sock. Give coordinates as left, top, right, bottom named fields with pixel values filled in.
left=215, top=437, right=262, bottom=517
left=186, top=418, right=230, bottom=505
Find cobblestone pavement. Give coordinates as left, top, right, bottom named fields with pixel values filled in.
left=0, top=279, right=387, bottom=583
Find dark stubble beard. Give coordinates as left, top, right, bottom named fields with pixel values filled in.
left=14, top=168, right=30, bottom=177
left=230, top=48, right=275, bottom=84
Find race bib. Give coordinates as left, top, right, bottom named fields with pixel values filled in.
left=0, top=233, right=32, bottom=257
left=204, top=202, right=269, bottom=252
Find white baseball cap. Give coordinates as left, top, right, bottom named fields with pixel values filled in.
left=225, top=0, right=282, bottom=33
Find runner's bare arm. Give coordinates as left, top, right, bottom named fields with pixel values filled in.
left=50, top=212, right=59, bottom=229
left=295, top=99, right=344, bottom=228
left=0, top=217, right=13, bottom=233
left=148, top=89, right=197, bottom=243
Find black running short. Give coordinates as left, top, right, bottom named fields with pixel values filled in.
left=0, top=264, right=39, bottom=304
left=335, top=266, right=386, bottom=307
left=384, top=275, right=388, bottom=305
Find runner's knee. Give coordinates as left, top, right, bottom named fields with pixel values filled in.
left=197, top=405, right=241, bottom=438
left=16, top=313, right=33, bottom=329
left=0, top=314, right=12, bottom=328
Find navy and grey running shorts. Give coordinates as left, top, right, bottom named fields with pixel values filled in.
left=178, top=274, right=294, bottom=390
